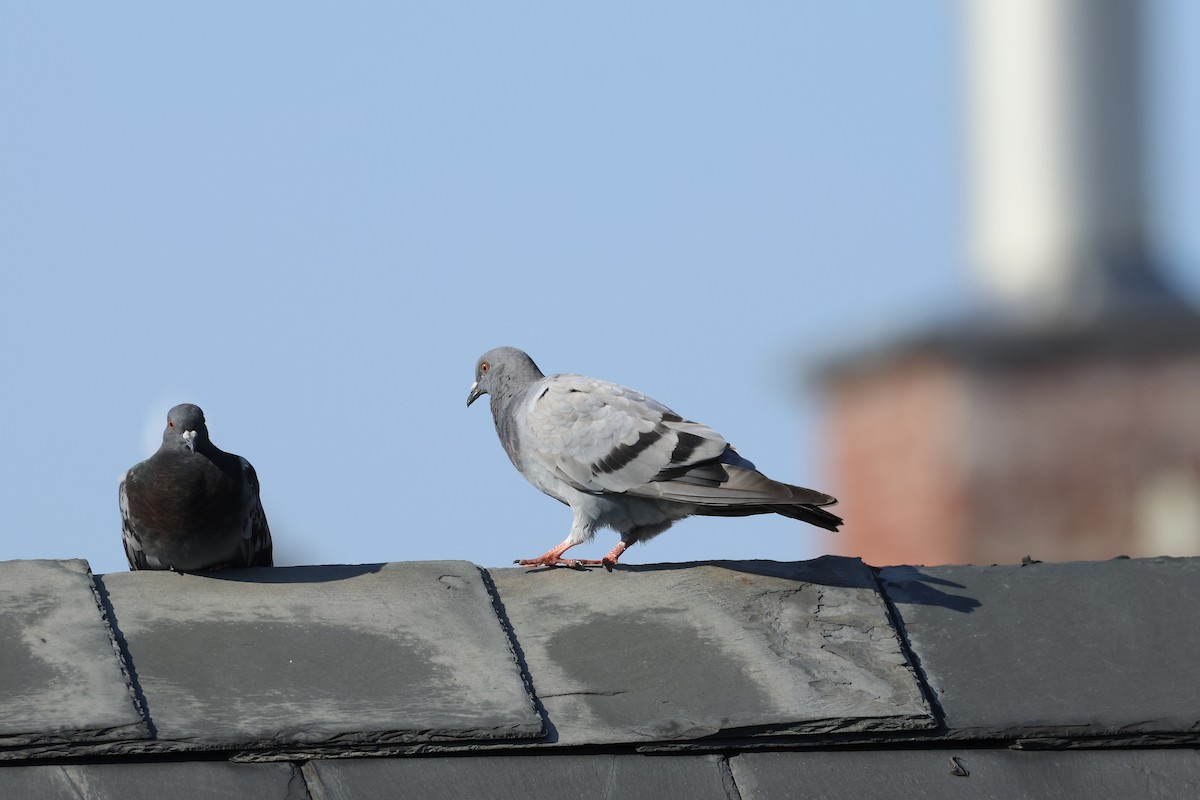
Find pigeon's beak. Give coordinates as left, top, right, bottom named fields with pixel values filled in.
left=181, top=430, right=197, bottom=452
left=467, top=381, right=483, bottom=407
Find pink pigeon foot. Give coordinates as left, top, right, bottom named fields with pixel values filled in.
left=515, top=540, right=587, bottom=568
left=571, top=541, right=629, bottom=570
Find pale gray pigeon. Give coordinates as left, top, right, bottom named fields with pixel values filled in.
left=467, top=347, right=842, bottom=567
left=119, top=403, right=274, bottom=571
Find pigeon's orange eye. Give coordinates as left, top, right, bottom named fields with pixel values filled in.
left=168, top=420, right=175, bottom=429
left=480, top=362, right=490, bottom=374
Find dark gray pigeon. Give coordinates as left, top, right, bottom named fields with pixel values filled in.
left=119, top=403, right=273, bottom=571
left=467, top=347, right=842, bottom=567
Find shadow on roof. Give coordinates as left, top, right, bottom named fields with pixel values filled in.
left=179, top=563, right=386, bottom=584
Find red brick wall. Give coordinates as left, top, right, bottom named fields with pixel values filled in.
left=824, top=356, right=971, bottom=566
left=822, top=351, right=1200, bottom=566
left=963, top=355, right=1200, bottom=563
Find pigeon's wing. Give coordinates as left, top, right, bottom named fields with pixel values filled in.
left=239, top=458, right=274, bottom=568
left=235, top=455, right=273, bottom=568
left=522, top=375, right=840, bottom=522
left=521, top=375, right=731, bottom=495
left=119, top=471, right=151, bottom=571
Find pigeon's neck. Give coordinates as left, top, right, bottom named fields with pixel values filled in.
left=488, top=364, right=543, bottom=463
left=488, top=369, right=539, bottom=418
left=158, top=438, right=220, bottom=460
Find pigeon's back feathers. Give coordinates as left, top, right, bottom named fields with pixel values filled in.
left=522, top=373, right=840, bottom=527
left=523, top=374, right=730, bottom=497
left=468, top=347, right=843, bottom=567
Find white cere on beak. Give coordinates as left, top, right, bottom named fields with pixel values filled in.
left=181, top=430, right=197, bottom=450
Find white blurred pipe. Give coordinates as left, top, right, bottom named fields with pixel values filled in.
left=966, top=0, right=1147, bottom=312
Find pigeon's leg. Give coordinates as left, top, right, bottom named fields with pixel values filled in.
left=576, top=542, right=633, bottom=566
left=514, top=539, right=588, bottom=568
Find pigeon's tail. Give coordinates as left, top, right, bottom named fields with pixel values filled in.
left=638, top=464, right=843, bottom=532
left=759, top=501, right=843, bottom=532
left=693, top=497, right=843, bottom=531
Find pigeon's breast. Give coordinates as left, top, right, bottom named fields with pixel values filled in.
left=126, top=453, right=247, bottom=533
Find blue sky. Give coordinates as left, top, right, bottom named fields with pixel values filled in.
left=2, top=3, right=1197, bottom=574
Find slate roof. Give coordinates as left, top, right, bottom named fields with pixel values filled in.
left=2, top=554, right=1199, bottom=798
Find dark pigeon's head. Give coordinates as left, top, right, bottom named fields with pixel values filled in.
left=467, top=347, right=543, bottom=407
left=163, top=403, right=211, bottom=452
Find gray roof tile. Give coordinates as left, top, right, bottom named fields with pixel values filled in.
left=305, top=753, right=735, bottom=800
left=0, top=762, right=306, bottom=800
left=0, top=559, right=146, bottom=748
left=730, top=749, right=1200, bottom=799
left=489, top=556, right=933, bottom=745
left=95, top=561, right=541, bottom=748
left=5, top=553, right=1196, bottom=791
left=879, top=557, right=1200, bottom=738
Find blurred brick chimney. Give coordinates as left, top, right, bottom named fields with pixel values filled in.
left=820, top=0, right=1200, bottom=566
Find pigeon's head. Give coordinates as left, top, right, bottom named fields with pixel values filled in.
left=467, top=347, right=544, bottom=407
left=163, top=403, right=210, bottom=452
